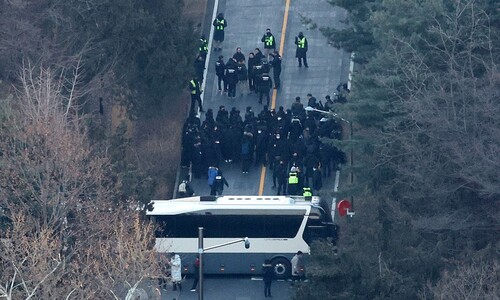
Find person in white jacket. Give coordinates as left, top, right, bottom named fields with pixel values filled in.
left=170, top=253, right=182, bottom=291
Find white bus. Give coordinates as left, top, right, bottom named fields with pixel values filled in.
left=146, top=195, right=337, bottom=279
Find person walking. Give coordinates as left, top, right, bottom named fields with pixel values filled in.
left=208, top=165, right=218, bottom=191
left=288, top=166, right=300, bottom=195
left=270, top=50, right=282, bottom=89
left=188, top=78, right=204, bottom=113
left=262, top=259, right=274, bottom=298
left=212, top=13, right=227, bottom=51
left=190, top=256, right=200, bottom=292
left=241, top=131, right=253, bottom=173
left=225, top=58, right=238, bottom=99
left=295, top=32, right=308, bottom=68
left=198, top=34, right=208, bottom=58
left=215, top=55, right=226, bottom=93
left=211, top=170, right=229, bottom=195
left=177, top=175, right=194, bottom=198
left=193, top=54, right=206, bottom=84
left=170, top=252, right=182, bottom=291
left=257, top=71, right=272, bottom=105
left=261, top=28, right=276, bottom=59
left=247, top=52, right=258, bottom=92
left=237, top=60, right=248, bottom=96
left=273, top=159, right=287, bottom=195
left=312, top=164, right=323, bottom=193
left=291, top=251, right=305, bottom=286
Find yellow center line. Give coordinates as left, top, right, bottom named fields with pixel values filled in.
left=259, top=0, right=291, bottom=196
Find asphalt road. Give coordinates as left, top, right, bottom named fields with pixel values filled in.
left=160, top=275, right=293, bottom=300
left=169, top=0, right=349, bottom=299
left=185, top=0, right=350, bottom=197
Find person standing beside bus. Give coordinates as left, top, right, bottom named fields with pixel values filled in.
left=291, top=251, right=305, bottom=286
left=190, top=256, right=200, bottom=292
left=288, top=166, right=300, bottom=195
left=178, top=175, right=194, bottom=198
left=211, top=170, right=229, bottom=196
left=170, top=252, right=182, bottom=291
left=262, top=259, right=274, bottom=297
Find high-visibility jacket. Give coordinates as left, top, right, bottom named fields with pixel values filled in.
left=215, top=19, right=226, bottom=31
left=288, top=172, right=298, bottom=184
left=303, top=187, right=312, bottom=198
left=189, top=80, right=199, bottom=95
left=297, top=37, right=306, bottom=49
left=265, top=35, right=274, bottom=47
left=199, top=38, right=208, bottom=53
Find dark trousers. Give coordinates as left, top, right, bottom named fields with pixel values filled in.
left=217, top=75, right=225, bottom=91
left=191, top=275, right=199, bottom=290
left=191, top=94, right=203, bottom=112
left=210, top=186, right=224, bottom=196
left=248, top=76, right=255, bottom=91
left=298, top=55, right=308, bottom=67
left=259, top=91, right=270, bottom=105
left=273, top=69, right=281, bottom=88
left=173, top=282, right=182, bottom=291
left=228, top=82, right=236, bottom=98
left=264, top=280, right=272, bottom=297
left=242, top=154, right=251, bottom=172
left=277, top=180, right=286, bottom=195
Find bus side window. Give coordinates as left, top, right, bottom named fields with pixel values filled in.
left=155, top=216, right=174, bottom=238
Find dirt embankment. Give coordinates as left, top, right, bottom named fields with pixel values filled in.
left=113, top=0, right=208, bottom=199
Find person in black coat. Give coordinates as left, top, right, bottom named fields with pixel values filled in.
left=212, top=13, right=227, bottom=51
left=194, top=54, right=206, bottom=83
left=188, top=77, right=204, bottom=113
left=247, top=52, right=258, bottom=92
left=270, top=50, right=282, bottom=89
left=273, top=159, right=288, bottom=195
left=262, top=259, right=274, bottom=298
left=261, top=28, right=276, bottom=59
left=225, top=58, right=238, bottom=99
left=257, top=71, right=272, bottom=105
left=233, top=47, right=245, bottom=64
left=295, top=32, right=308, bottom=67
left=210, top=170, right=229, bottom=195
left=215, top=55, right=226, bottom=93
left=255, top=125, right=268, bottom=166
left=254, top=48, right=265, bottom=62
left=312, top=164, right=323, bottom=192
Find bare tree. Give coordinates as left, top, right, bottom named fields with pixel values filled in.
left=0, top=64, right=161, bottom=299
left=423, top=260, right=499, bottom=300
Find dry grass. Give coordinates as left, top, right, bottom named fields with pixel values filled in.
left=118, top=0, right=207, bottom=199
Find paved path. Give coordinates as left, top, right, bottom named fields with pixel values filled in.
left=187, top=0, right=350, bottom=197
left=168, top=1, right=350, bottom=299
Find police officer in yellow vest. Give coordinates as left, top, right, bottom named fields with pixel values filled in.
left=261, top=28, right=276, bottom=60
left=199, top=34, right=208, bottom=58
left=212, top=13, right=227, bottom=51
left=302, top=186, right=312, bottom=201
left=189, top=78, right=204, bottom=113
left=295, top=32, right=308, bottom=68
left=288, top=166, right=300, bottom=195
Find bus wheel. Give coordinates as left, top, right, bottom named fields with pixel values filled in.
left=271, top=257, right=291, bottom=279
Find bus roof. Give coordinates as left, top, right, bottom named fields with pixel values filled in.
left=146, top=195, right=321, bottom=215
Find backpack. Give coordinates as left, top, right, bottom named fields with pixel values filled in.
left=178, top=181, right=187, bottom=193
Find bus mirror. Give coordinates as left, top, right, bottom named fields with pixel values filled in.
left=244, top=237, right=250, bottom=249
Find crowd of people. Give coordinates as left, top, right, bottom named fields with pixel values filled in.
left=181, top=11, right=349, bottom=198
left=180, top=92, right=347, bottom=196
